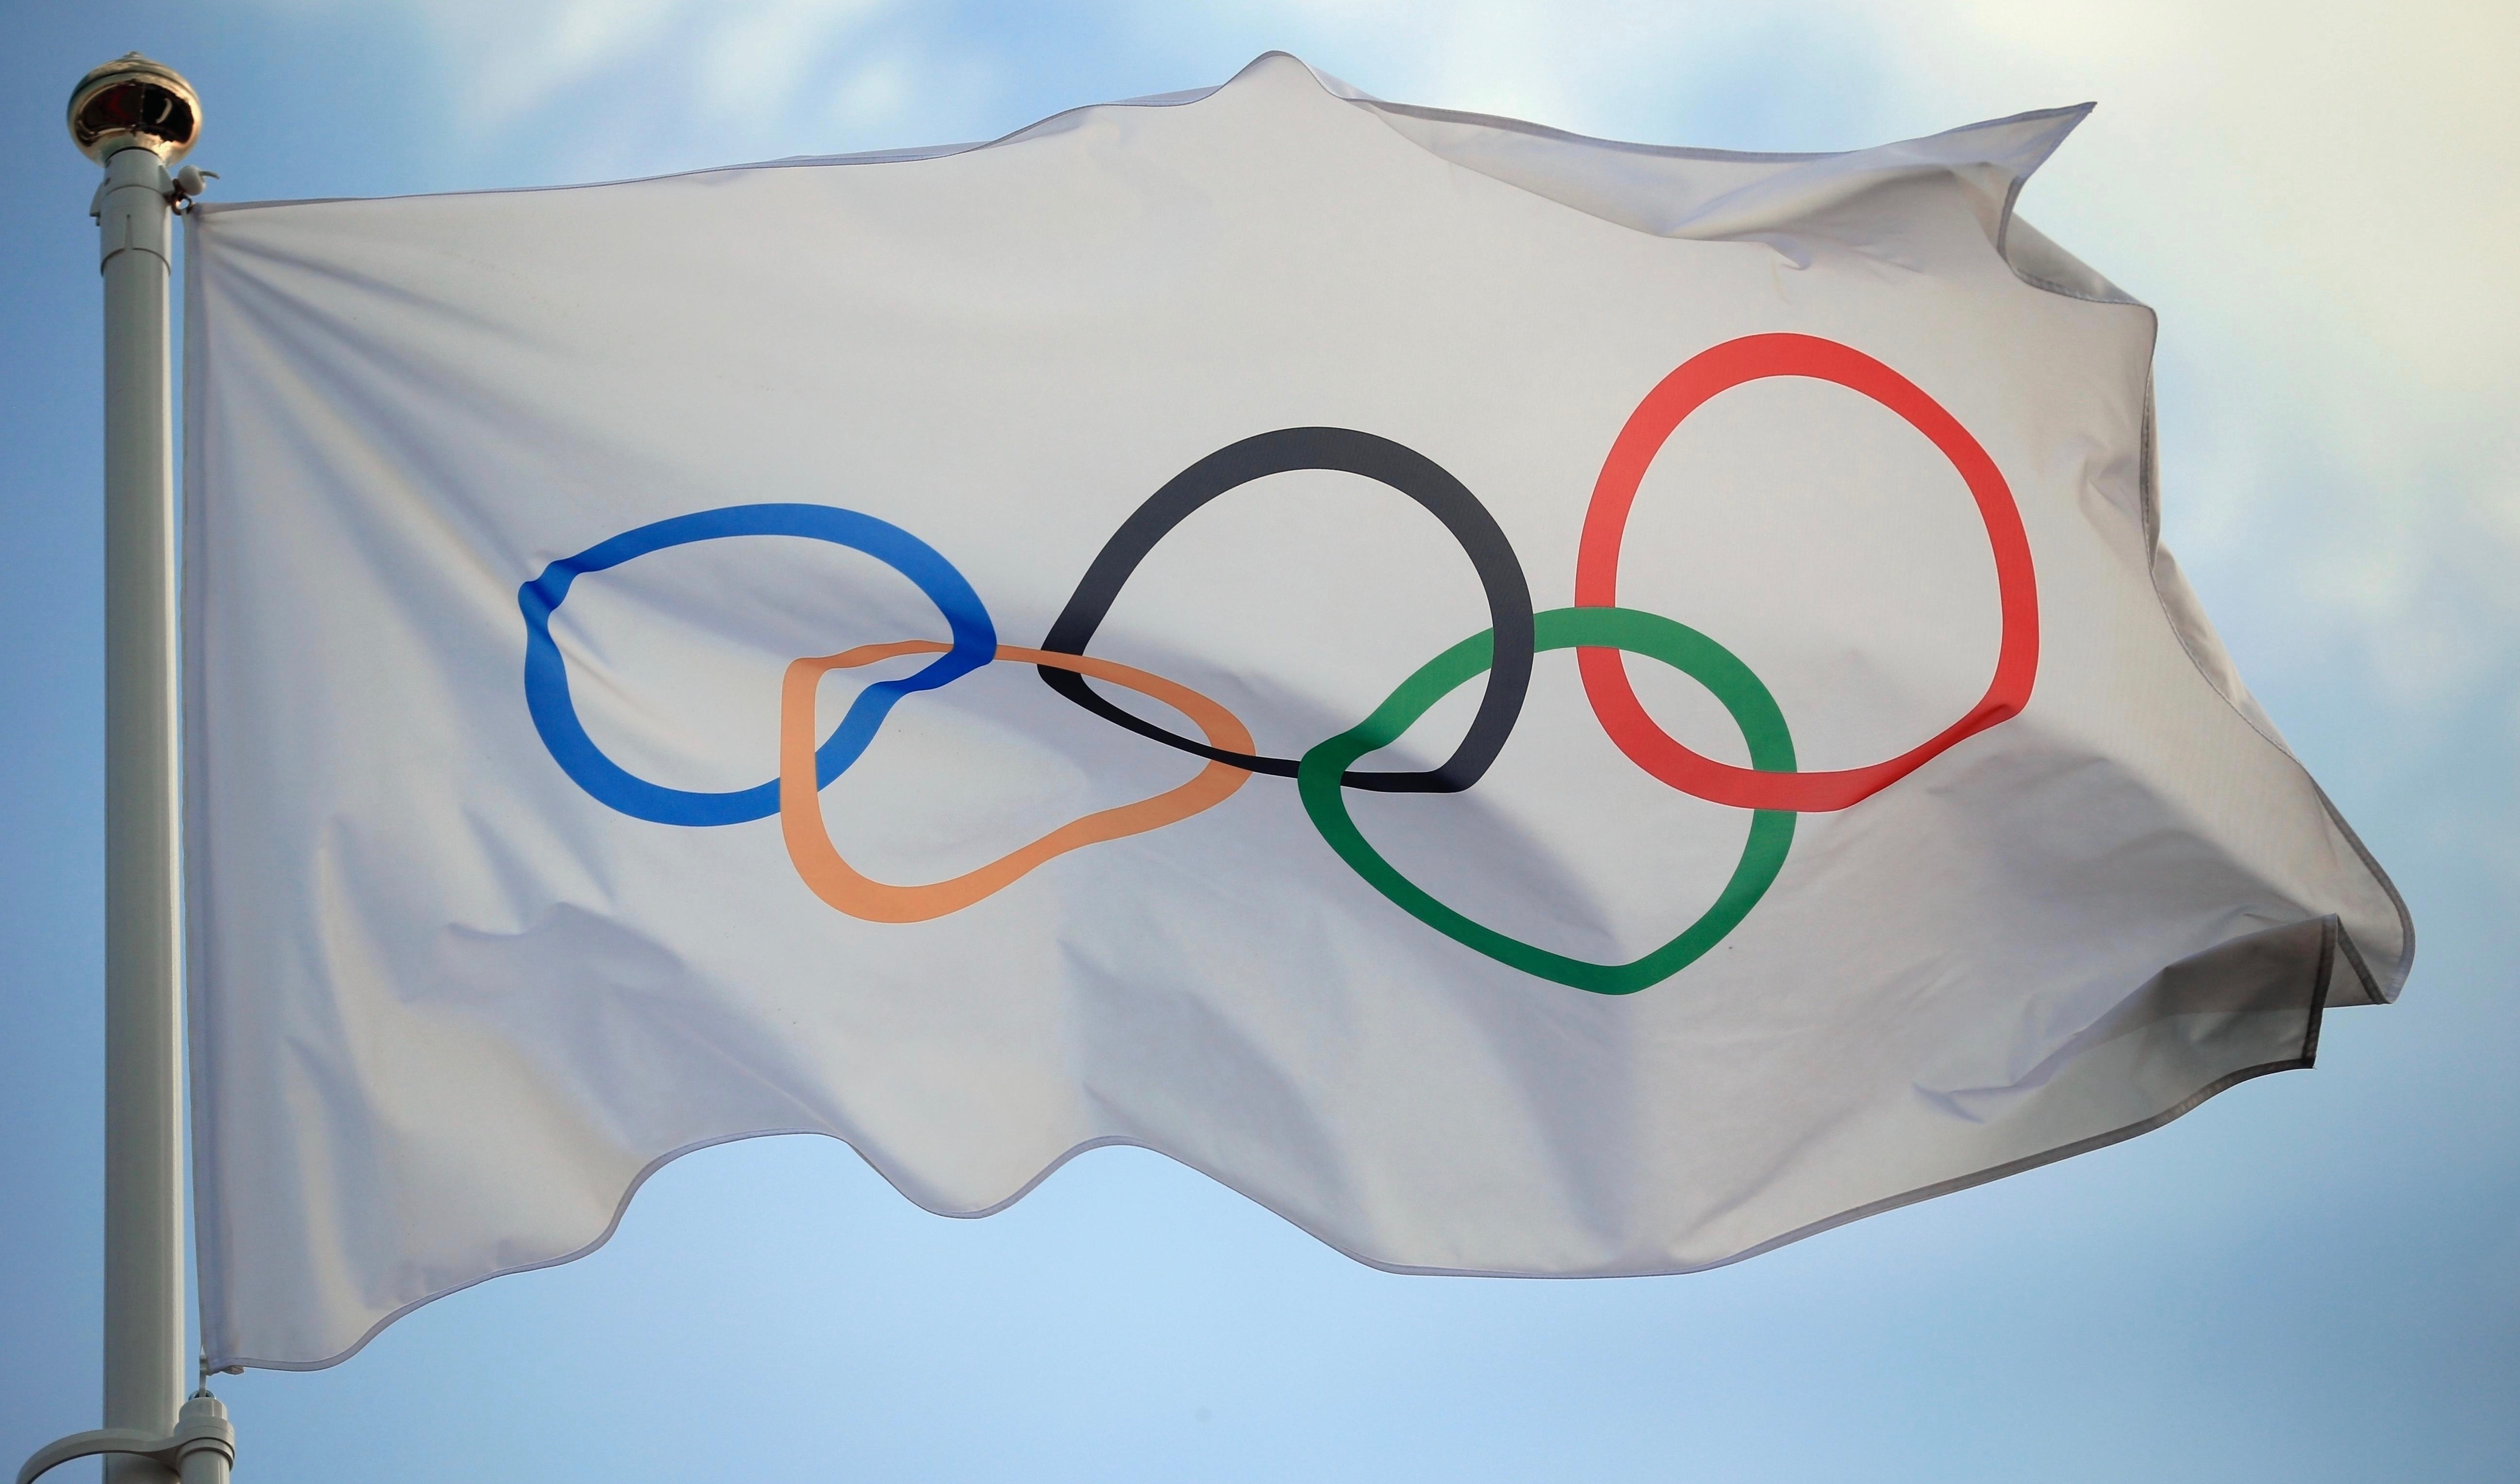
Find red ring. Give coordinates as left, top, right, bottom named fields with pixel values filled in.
left=1574, top=333, right=2038, bottom=812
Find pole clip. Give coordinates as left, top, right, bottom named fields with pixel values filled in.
left=169, top=164, right=216, bottom=213
left=16, top=1393, right=233, bottom=1484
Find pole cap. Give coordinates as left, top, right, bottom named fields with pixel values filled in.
left=68, top=53, right=200, bottom=165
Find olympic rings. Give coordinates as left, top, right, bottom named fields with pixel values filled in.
left=521, top=504, right=995, bottom=826
left=778, top=641, right=1254, bottom=923
left=1575, top=333, right=2038, bottom=812
left=522, top=334, right=2040, bottom=993
left=1300, top=607, right=1796, bottom=994
left=1037, top=427, right=1535, bottom=794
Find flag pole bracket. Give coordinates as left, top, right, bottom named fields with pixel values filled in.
left=17, top=1393, right=234, bottom=1484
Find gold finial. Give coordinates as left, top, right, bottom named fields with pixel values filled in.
left=68, top=53, right=201, bottom=164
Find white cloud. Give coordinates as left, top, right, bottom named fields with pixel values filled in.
left=264, top=0, right=911, bottom=155
left=696, top=0, right=894, bottom=120
left=411, top=0, right=695, bottom=125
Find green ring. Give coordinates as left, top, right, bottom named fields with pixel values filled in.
left=1298, top=606, right=1797, bottom=995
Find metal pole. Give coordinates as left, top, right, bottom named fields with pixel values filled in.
left=70, top=54, right=203, bottom=1484
left=99, top=135, right=185, bottom=1484
left=18, top=57, right=233, bottom=1484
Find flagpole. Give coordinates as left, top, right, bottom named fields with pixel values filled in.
left=17, top=55, right=234, bottom=1484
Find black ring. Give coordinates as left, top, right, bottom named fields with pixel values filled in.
left=1037, top=427, right=1535, bottom=794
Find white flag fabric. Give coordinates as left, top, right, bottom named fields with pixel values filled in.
left=185, top=53, right=2409, bottom=1370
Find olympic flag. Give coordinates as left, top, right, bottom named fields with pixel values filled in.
left=184, top=54, right=2408, bottom=1370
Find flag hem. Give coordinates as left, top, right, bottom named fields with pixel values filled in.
left=188, top=53, right=2090, bottom=224
left=201, top=920, right=2336, bottom=1374
left=2133, top=370, right=2414, bottom=1005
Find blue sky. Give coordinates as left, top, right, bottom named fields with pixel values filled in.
left=3, top=2, right=2514, bottom=1479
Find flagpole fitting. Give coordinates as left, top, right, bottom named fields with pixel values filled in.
left=68, top=54, right=200, bottom=166
left=16, top=1394, right=234, bottom=1484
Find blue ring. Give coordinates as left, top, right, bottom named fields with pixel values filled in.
left=519, top=503, right=995, bottom=826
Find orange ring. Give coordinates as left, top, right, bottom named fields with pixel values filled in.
left=779, top=642, right=1254, bottom=922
